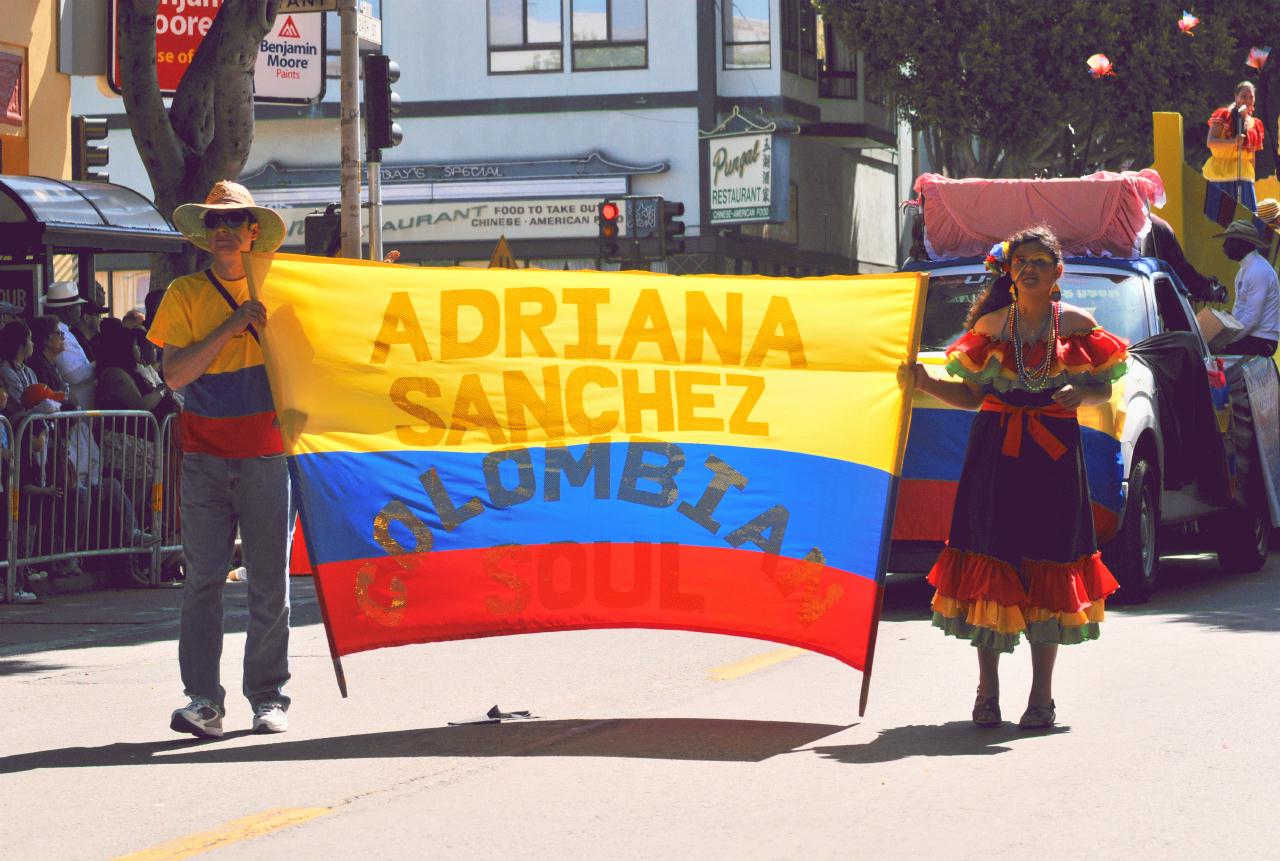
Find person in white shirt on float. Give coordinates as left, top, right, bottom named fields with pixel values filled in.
left=42, top=281, right=99, bottom=408
left=1214, top=220, right=1280, bottom=356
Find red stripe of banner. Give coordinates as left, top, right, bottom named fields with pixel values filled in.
left=313, top=542, right=880, bottom=670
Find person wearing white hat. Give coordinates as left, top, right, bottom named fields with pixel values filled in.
left=147, top=180, right=293, bottom=738
left=1214, top=219, right=1280, bottom=356
left=43, top=281, right=100, bottom=409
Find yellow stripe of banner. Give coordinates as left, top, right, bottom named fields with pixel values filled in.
left=249, top=255, right=927, bottom=474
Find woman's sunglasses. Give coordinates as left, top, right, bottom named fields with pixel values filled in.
left=203, top=210, right=256, bottom=230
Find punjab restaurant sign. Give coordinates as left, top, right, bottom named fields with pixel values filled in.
left=701, top=108, right=791, bottom=225
left=278, top=197, right=621, bottom=247
left=709, top=132, right=773, bottom=223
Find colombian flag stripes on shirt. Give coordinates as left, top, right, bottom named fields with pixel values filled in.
left=247, top=253, right=926, bottom=683
left=149, top=271, right=283, bottom=457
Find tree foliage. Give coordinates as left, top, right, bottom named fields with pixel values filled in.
left=117, top=0, right=278, bottom=289
left=817, top=0, right=1280, bottom=178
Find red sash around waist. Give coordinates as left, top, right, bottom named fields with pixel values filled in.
left=979, top=396, right=1077, bottom=460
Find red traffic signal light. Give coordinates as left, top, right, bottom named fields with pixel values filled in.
left=598, top=200, right=621, bottom=258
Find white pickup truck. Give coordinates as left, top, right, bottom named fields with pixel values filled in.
left=890, top=255, right=1280, bottom=601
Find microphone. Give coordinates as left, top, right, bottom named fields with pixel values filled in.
left=1231, top=103, right=1246, bottom=137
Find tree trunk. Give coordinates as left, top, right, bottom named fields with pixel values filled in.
left=116, top=0, right=277, bottom=294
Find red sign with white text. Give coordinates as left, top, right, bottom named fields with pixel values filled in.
left=109, top=0, right=219, bottom=94
left=108, top=1, right=324, bottom=103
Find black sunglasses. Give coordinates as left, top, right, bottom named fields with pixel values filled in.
left=203, top=210, right=256, bottom=229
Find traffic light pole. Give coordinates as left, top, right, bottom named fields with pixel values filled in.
left=368, top=154, right=383, bottom=261
left=339, top=0, right=362, bottom=259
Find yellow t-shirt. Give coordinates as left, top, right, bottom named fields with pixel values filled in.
left=148, top=271, right=282, bottom=457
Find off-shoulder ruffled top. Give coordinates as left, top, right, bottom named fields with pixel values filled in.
left=944, top=328, right=1128, bottom=393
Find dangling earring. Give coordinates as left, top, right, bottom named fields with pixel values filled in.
left=1009, top=282, right=1018, bottom=301
left=1049, top=283, right=1062, bottom=301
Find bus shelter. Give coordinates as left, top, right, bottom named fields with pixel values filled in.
left=0, top=175, right=183, bottom=319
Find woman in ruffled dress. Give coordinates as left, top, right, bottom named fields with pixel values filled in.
left=911, top=225, right=1128, bottom=729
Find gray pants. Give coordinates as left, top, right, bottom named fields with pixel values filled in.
left=178, top=453, right=293, bottom=713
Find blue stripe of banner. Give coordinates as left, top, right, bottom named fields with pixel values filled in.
left=292, top=441, right=891, bottom=580
left=902, top=407, right=1123, bottom=510
left=180, top=364, right=274, bottom=419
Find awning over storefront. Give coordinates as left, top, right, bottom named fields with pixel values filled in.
left=0, top=174, right=185, bottom=253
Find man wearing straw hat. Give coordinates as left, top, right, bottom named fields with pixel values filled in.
left=1214, top=219, right=1280, bottom=356
left=148, top=181, right=293, bottom=738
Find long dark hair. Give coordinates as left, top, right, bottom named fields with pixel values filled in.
left=0, top=320, right=30, bottom=363
left=963, top=225, right=1065, bottom=329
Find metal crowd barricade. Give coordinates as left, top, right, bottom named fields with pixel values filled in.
left=158, top=412, right=183, bottom=569
left=6, top=410, right=163, bottom=596
left=1, top=416, right=13, bottom=603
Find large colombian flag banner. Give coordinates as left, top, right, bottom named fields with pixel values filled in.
left=247, top=254, right=926, bottom=705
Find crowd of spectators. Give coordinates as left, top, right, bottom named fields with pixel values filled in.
left=1, top=283, right=183, bottom=603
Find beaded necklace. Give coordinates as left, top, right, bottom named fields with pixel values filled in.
left=1007, top=299, right=1060, bottom=391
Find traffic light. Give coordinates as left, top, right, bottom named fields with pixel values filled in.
left=305, top=204, right=342, bottom=256
left=71, top=116, right=109, bottom=182
left=363, top=53, right=403, bottom=158
left=660, top=199, right=686, bottom=256
left=598, top=200, right=621, bottom=259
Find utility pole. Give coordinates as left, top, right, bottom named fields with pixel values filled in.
left=339, top=0, right=362, bottom=258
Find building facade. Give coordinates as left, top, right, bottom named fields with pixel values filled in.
left=1, top=0, right=71, bottom=178
left=73, top=0, right=910, bottom=293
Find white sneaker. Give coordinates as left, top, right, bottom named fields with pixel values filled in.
left=12, top=589, right=38, bottom=604
left=252, top=703, right=288, bottom=734
left=170, top=698, right=224, bottom=738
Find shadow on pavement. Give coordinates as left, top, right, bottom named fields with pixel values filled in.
left=0, top=580, right=323, bottom=657
left=1114, top=554, right=1280, bottom=633
left=0, top=718, right=850, bottom=774
left=809, top=720, right=1068, bottom=764
left=0, top=658, right=72, bottom=676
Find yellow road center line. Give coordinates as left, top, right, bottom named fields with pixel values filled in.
left=114, top=807, right=332, bottom=861
left=710, top=646, right=806, bottom=680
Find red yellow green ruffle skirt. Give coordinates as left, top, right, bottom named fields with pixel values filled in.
left=928, top=545, right=1119, bottom=652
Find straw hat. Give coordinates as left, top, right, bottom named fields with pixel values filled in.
left=1213, top=219, right=1268, bottom=247
left=172, top=180, right=285, bottom=253
left=1257, top=198, right=1280, bottom=225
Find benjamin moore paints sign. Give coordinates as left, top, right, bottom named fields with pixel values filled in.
left=278, top=198, right=621, bottom=247
left=708, top=132, right=776, bottom=224
left=253, top=12, right=324, bottom=102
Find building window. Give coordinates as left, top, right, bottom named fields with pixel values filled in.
left=723, top=0, right=770, bottom=69
left=572, top=0, right=647, bottom=70
left=799, top=2, right=817, bottom=79
left=780, top=0, right=798, bottom=73
left=0, top=50, right=23, bottom=126
left=488, top=0, right=563, bottom=74
left=781, top=1, right=817, bottom=79
left=817, top=16, right=855, bottom=98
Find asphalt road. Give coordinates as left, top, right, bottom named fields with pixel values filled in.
left=2, top=552, right=1277, bottom=859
